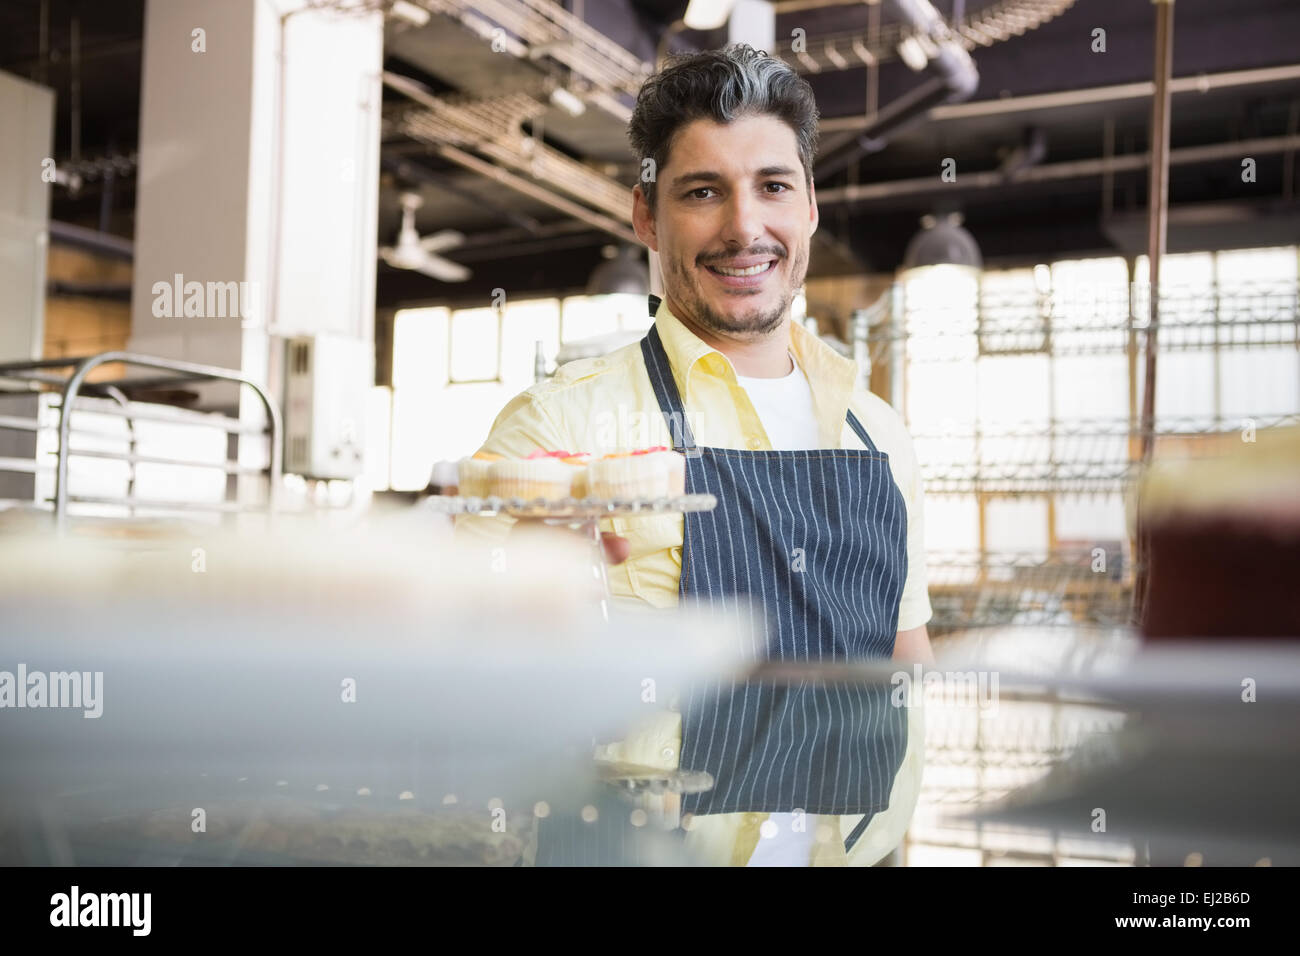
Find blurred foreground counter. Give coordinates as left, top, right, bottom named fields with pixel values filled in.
left=0, top=522, right=746, bottom=866
left=937, top=625, right=1300, bottom=865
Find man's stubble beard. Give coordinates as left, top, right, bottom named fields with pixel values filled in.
left=665, top=241, right=809, bottom=340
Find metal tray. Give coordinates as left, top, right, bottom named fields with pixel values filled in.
left=425, top=493, right=717, bottom=519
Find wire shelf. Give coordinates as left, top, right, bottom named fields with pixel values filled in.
left=911, top=416, right=1299, bottom=495
left=881, top=281, right=1300, bottom=358
left=927, top=550, right=1135, bottom=633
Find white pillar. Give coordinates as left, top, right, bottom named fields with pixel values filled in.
left=128, top=0, right=383, bottom=416
left=0, top=72, right=54, bottom=363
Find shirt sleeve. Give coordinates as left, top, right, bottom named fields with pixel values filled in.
left=895, top=426, right=933, bottom=632
left=451, top=390, right=571, bottom=547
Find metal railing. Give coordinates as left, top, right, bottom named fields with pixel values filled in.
left=0, top=352, right=282, bottom=532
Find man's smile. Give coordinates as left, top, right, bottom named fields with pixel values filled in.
left=702, top=255, right=780, bottom=289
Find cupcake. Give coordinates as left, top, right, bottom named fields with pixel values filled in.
left=635, top=446, right=686, bottom=496
left=516, top=449, right=590, bottom=500
left=560, top=453, right=591, bottom=499
left=489, top=455, right=575, bottom=501
left=458, top=451, right=504, bottom=498
left=588, top=446, right=686, bottom=499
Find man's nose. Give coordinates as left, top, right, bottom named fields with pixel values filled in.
left=719, top=189, right=763, bottom=247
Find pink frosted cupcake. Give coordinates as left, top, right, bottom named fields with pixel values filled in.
left=486, top=448, right=587, bottom=501
left=525, top=448, right=591, bottom=499
left=558, top=453, right=591, bottom=499
left=488, top=459, right=571, bottom=501
left=588, top=446, right=685, bottom=499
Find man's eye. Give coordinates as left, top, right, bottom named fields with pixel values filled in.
left=689, top=187, right=716, bottom=200
left=765, top=182, right=791, bottom=194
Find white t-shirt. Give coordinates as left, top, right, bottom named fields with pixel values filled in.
left=736, top=349, right=823, bottom=867
left=734, top=349, right=821, bottom=450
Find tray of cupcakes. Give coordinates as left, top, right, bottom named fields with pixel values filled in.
left=430, top=446, right=716, bottom=519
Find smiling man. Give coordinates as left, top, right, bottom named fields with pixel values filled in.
left=457, top=44, right=933, bottom=867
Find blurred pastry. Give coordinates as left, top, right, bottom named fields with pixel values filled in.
left=588, top=446, right=686, bottom=500
left=457, top=451, right=504, bottom=498
left=1138, top=425, right=1300, bottom=638
left=488, top=456, right=574, bottom=501
left=560, top=453, right=591, bottom=499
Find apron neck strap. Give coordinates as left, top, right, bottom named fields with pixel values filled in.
left=639, top=324, right=698, bottom=454
left=845, top=409, right=880, bottom=453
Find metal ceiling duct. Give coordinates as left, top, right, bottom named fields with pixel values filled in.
left=422, top=0, right=651, bottom=122
left=815, top=0, right=981, bottom=178
left=777, top=0, right=1079, bottom=73
left=381, top=0, right=656, bottom=243
left=382, top=72, right=637, bottom=243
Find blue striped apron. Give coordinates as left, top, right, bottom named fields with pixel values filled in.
left=640, top=296, right=909, bottom=839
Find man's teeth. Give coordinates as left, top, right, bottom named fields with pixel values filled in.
left=710, top=261, right=774, bottom=277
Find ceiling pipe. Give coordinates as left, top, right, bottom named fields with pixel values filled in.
left=451, top=227, right=608, bottom=261
left=820, top=63, right=1300, bottom=132
left=385, top=71, right=628, bottom=217
left=814, top=133, right=1300, bottom=206
left=430, top=141, right=639, bottom=244
left=998, top=126, right=1048, bottom=180
left=48, top=220, right=133, bottom=260
left=383, top=71, right=637, bottom=243
left=380, top=154, right=545, bottom=234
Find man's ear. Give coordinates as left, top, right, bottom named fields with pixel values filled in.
left=808, top=177, right=820, bottom=238
left=632, top=184, right=659, bottom=252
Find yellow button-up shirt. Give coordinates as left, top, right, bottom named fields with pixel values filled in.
left=455, top=299, right=931, bottom=866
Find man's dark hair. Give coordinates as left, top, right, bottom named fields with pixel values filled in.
left=627, top=43, right=820, bottom=210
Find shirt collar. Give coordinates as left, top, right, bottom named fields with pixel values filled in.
left=652, top=297, right=860, bottom=412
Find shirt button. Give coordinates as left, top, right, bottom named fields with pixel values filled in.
left=660, top=747, right=674, bottom=759
left=747, top=436, right=762, bottom=449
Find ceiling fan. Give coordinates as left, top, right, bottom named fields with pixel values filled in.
left=378, top=191, right=470, bottom=282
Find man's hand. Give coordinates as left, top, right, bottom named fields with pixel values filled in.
left=509, top=518, right=630, bottom=565
left=599, top=531, right=631, bottom=564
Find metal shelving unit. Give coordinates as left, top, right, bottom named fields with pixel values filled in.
left=927, top=550, right=1134, bottom=633
left=0, top=352, right=282, bottom=532
left=885, top=272, right=1298, bottom=864
left=880, top=276, right=1300, bottom=639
